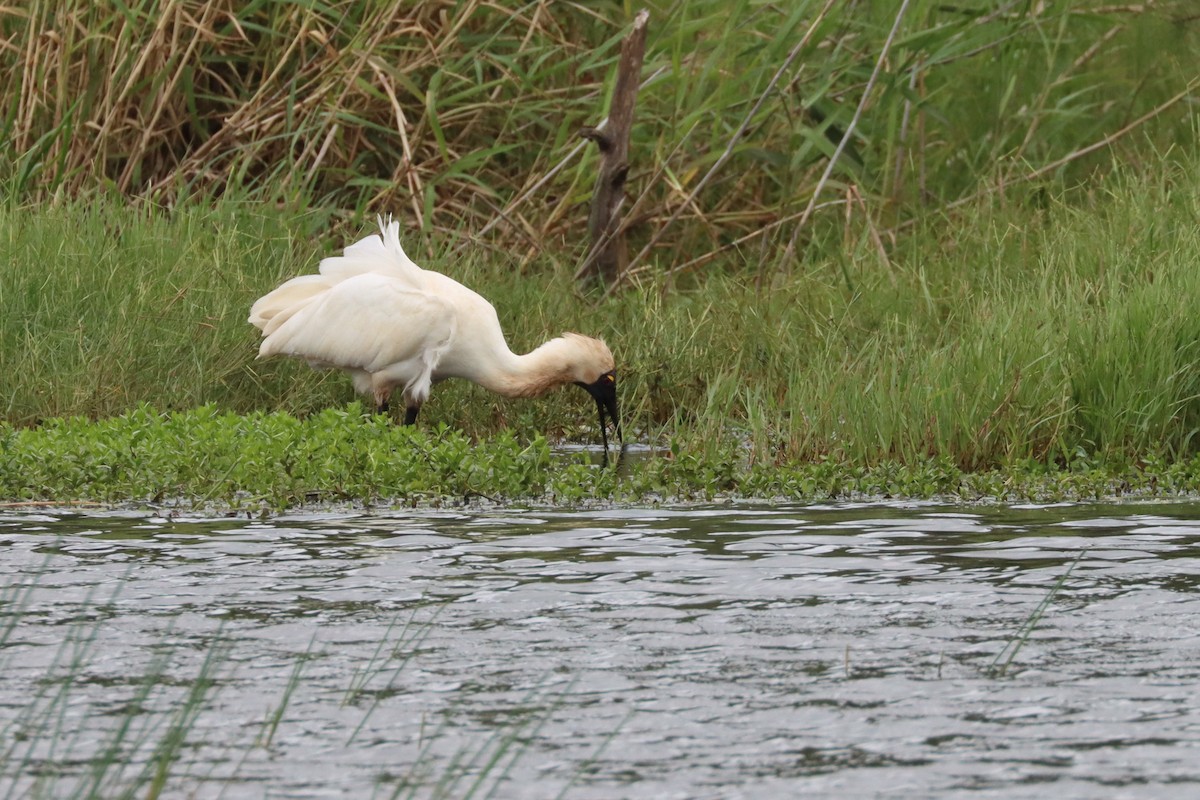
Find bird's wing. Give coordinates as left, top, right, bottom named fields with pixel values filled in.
left=257, top=272, right=455, bottom=374
left=317, top=216, right=424, bottom=289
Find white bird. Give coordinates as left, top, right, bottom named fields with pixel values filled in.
left=248, top=217, right=621, bottom=450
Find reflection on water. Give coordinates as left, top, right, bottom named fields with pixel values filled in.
left=3, top=501, right=1200, bottom=798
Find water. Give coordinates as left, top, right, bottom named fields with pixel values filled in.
left=2, top=501, right=1200, bottom=798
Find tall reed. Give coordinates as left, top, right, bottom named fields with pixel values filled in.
left=2, top=1, right=1193, bottom=273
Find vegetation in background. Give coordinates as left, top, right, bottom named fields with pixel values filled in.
left=1, top=1, right=1194, bottom=271
left=3, top=1, right=1200, bottom=504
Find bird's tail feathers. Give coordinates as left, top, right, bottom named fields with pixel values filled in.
left=377, top=214, right=423, bottom=275
left=315, top=215, right=423, bottom=283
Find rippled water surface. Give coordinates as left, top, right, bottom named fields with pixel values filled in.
left=3, top=501, right=1200, bottom=798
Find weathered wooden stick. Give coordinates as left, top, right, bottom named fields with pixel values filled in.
left=579, top=9, right=648, bottom=287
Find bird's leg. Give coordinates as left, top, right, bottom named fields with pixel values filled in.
left=596, top=402, right=609, bottom=454
left=404, top=406, right=420, bottom=426
left=373, top=386, right=391, bottom=417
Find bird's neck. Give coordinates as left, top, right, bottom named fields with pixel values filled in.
left=479, top=338, right=577, bottom=399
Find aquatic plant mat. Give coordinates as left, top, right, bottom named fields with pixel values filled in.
left=5, top=404, right=1200, bottom=511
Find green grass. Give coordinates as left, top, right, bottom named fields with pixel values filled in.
left=988, top=551, right=1085, bottom=679
left=6, top=403, right=1200, bottom=509
left=5, top=152, right=1200, bottom=479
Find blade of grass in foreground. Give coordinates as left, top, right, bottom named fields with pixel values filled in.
left=259, top=632, right=321, bottom=749
left=385, top=678, right=578, bottom=800
left=988, top=551, right=1085, bottom=679
left=346, top=605, right=444, bottom=745
left=0, top=575, right=120, bottom=795
left=0, top=562, right=632, bottom=798
left=138, top=633, right=232, bottom=800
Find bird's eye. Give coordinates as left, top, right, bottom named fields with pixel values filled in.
left=606, top=373, right=615, bottom=383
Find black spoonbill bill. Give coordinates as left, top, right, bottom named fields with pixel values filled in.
left=248, top=217, right=621, bottom=451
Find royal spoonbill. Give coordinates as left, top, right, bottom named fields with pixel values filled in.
left=248, top=217, right=622, bottom=451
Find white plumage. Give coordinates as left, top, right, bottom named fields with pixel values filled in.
left=249, top=217, right=620, bottom=445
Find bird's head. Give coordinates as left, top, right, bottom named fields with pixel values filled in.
left=562, top=333, right=622, bottom=453
left=561, top=332, right=614, bottom=384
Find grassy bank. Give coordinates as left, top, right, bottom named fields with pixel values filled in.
left=6, top=152, right=1200, bottom=466
left=7, top=149, right=1200, bottom=509
left=3, top=3, right=1200, bottom=506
